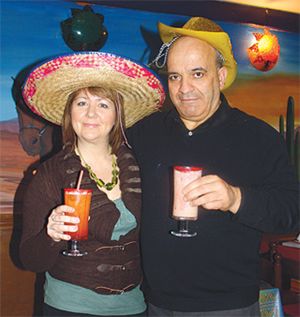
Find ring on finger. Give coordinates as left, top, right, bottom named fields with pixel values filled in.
left=51, top=214, right=56, bottom=221
left=50, top=225, right=54, bottom=230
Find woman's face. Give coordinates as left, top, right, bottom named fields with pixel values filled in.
left=71, top=89, right=116, bottom=145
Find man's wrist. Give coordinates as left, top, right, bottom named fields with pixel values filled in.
left=230, top=187, right=241, bottom=214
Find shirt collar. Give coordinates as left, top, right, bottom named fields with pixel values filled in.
left=166, top=93, right=232, bottom=134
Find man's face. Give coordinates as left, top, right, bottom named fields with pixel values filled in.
left=167, top=36, right=227, bottom=130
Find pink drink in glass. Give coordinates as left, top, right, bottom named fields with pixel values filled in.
left=173, top=166, right=203, bottom=221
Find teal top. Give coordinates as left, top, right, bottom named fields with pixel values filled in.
left=44, top=198, right=146, bottom=316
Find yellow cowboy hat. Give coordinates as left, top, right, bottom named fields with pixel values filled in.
left=157, top=17, right=237, bottom=90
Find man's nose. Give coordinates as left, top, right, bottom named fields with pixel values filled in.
left=179, top=77, right=194, bottom=94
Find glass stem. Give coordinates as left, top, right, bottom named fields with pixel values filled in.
left=71, top=240, right=78, bottom=252
left=179, top=220, right=188, bottom=233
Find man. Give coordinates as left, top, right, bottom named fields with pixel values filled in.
left=127, top=17, right=299, bottom=316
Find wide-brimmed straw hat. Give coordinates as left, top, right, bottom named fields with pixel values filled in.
left=22, top=52, right=166, bottom=127
left=157, top=17, right=237, bottom=90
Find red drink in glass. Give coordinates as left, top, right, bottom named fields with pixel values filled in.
left=64, top=188, right=91, bottom=241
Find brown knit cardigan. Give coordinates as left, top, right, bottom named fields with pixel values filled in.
left=20, top=144, right=142, bottom=294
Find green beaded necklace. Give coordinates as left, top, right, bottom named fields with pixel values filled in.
left=76, top=146, right=119, bottom=191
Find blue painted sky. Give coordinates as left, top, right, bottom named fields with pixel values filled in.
left=1, top=0, right=299, bottom=121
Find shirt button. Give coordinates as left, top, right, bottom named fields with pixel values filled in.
left=188, top=131, right=193, bottom=136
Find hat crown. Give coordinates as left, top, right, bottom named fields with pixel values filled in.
left=183, top=17, right=224, bottom=33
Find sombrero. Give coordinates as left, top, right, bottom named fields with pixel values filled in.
left=22, top=52, right=166, bottom=127
left=157, top=17, right=237, bottom=90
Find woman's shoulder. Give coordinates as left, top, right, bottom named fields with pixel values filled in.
left=37, top=144, right=73, bottom=175
left=116, top=143, right=139, bottom=169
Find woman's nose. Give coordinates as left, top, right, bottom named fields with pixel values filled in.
left=86, top=105, right=97, bottom=117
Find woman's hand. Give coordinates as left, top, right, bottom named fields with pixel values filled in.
left=47, top=205, right=80, bottom=242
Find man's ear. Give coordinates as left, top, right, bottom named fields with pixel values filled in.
left=219, top=66, right=227, bottom=90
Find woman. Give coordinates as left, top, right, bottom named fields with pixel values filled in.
left=19, top=52, right=165, bottom=316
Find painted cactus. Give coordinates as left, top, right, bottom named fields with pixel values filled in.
left=279, top=96, right=300, bottom=181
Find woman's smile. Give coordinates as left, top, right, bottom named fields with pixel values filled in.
left=83, top=122, right=100, bottom=128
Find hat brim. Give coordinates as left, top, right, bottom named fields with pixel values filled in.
left=22, top=52, right=166, bottom=127
left=157, top=21, right=237, bottom=90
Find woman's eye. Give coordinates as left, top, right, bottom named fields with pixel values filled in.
left=99, top=103, right=108, bottom=108
left=77, top=101, right=87, bottom=106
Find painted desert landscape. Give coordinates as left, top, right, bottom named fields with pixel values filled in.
left=0, top=118, right=39, bottom=216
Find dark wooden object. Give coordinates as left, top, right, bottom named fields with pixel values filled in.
left=263, top=232, right=299, bottom=293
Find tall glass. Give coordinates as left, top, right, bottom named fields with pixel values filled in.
left=171, top=166, right=202, bottom=238
left=62, top=188, right=92, bottom=256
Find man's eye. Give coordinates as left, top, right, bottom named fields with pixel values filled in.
left=194, top=72, right=203, bottom=78
left=169, top=75, right=179, bottom=81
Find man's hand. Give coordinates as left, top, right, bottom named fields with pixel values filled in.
left=182, top=175, right=241, bottom=214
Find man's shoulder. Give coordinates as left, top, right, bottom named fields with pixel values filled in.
left=126, top=110, right=171, bottom=146
left=229, top=107, right=284, bottom=146
left=129, top=110, right=170, bottom=131
left=140, top=109, right=169, bottom=123
left=231, top=107, right=276, bottom=130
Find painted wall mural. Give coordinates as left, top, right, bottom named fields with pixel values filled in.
left=1, top=0, right=299, bottom=218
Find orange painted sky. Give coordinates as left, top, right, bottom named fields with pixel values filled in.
left=225, top=74, right=300, bottom=131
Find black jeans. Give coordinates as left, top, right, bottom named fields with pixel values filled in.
left=147, top=302, right=261, bottom=317
left=43, top=303, right=147, bottom=317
